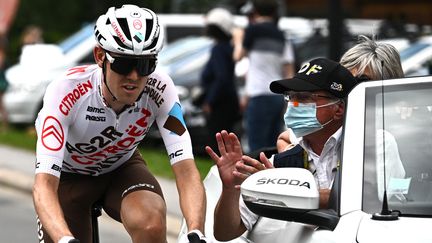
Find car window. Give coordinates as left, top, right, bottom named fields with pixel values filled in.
left=363, top=82, right=432, bottom=216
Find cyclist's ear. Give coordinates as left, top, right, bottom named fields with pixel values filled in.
left=93, top=46, right=105, bottom=67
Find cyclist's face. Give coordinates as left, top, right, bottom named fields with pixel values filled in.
left=95, top=47, right=150, bottom=106
left=105, top=60, right=148, bottom=104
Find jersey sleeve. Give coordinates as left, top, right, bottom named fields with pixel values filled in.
left=35, top=66, right=92, bottom=177
left=35, top=77, right=71, bottom=177
left=152, top=71, right=194, bottom=165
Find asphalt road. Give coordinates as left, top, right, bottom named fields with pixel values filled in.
left=0, top=184, right=136, bottom=242
left=0, top=145, right=181, bottom=242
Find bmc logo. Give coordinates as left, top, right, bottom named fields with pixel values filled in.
left=169, top=149, right=183, bottom=159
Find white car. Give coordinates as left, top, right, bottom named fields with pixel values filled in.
left=4, top=24, right=95, bottom=123
left=178, top=76, right=432, bottom=242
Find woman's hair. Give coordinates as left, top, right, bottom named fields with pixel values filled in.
left=340, top=35, right=404, bottom=80
left=205, top=24, right=231, bottom=42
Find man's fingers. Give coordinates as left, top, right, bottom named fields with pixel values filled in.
left=215, top=132, right=227, bottom=155
left=233, top=170, right=249, bottom=181
left=205, top=146, right=220, bottom=164
left=220, top=130, right=233, bottom=153
left=259, top=152, right=274, bottom=169
left=241, top=155, right=265, bottom=171
left=229, top=132, right=243, bottom=153
left=235, top=159, right=260, bottom=176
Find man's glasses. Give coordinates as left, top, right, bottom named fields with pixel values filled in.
left=284, top=91, right=336, bottom=103
left=105, top=52, right=157, bottom=76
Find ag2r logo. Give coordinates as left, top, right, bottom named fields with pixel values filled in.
left=42, top=116, right=64, bottom=151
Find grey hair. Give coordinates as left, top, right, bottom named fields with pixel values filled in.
left=340, top=35, right=404, bottom=80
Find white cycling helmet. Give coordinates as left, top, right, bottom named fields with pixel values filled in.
left=94, top=4, right=164, bottom=56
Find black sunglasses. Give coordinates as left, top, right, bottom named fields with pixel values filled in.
left=105, top=52, right=157, bottom=76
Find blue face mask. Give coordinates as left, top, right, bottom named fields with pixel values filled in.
left=284, top=101, right=339, bottom=138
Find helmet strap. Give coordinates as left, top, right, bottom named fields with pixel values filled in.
left=102, top=59, right=118, bottom=102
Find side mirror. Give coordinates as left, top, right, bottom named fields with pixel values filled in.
left=241, top=168, right=339, bottom=230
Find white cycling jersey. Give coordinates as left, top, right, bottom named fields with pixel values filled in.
left=35, top=64, right=194, bottom=177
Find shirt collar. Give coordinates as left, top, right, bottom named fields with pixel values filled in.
left=299, top=127, right=343, bottom=152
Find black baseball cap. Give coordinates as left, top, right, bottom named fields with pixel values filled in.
left=270, top=58, right=357, bottom=98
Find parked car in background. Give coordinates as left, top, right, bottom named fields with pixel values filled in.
left=4, top=24, right=95, bottom=124
left=178, top=75, right=432, bottom=242
left=400, top=35, right=432, bottom=77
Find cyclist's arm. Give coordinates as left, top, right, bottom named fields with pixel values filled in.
left=172, top=159, right=206, bottom=233
left=33, top=70, right=80, bottom=242
left=33, top=173, right=73, bottom=242
left=152, top=71, right=206, bottom=233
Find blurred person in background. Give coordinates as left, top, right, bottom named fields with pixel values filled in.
left=233, top=0, right=295, bottom=152
left=21, top=24, right=44, bottom=46
left=339, top=35, right=404, bottom=81
left=198, top=8, right=240, bottom=150
left=0, top=35, right=9, bottom=131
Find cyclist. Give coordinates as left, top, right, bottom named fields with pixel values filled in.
left=33, top=5, right=207, bottom=243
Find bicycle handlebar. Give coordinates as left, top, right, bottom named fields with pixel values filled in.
left=187, top=232, right=202, bottom=243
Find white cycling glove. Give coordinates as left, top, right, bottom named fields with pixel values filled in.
left=58, top=236, right=80, bottom=243
left=179, top=229, right=209, bottom=243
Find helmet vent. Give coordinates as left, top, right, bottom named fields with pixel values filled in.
left=113, top=36, right=129, bottom=50
left=145, top=19, right=154, bottom=40
left=117, top=18, right=132, bottom=41
left=144, top=36, right=158, bottom=51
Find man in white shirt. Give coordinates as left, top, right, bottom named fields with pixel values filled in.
left=206, top=58, right=357, bottom=241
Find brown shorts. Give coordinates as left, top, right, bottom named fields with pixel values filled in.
left=37, top=149, right=164, bottom=243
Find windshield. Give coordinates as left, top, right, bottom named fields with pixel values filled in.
left=363, top=81, right=432, bottom=216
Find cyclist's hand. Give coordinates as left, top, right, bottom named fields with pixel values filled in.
left=179, top=229, right=209, bottom=243
left=58, top=236, right=80, bottom=243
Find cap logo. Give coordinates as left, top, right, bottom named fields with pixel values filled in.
left=298, top=62, right=322, bottom=75
left=330, top=82, right=343, bottom=92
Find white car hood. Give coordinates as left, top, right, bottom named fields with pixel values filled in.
left=6, top=44, right=70, bottom=84
left=6, top=63, right=66, bottom=86
left=357, top=216, right=432, bottom=243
